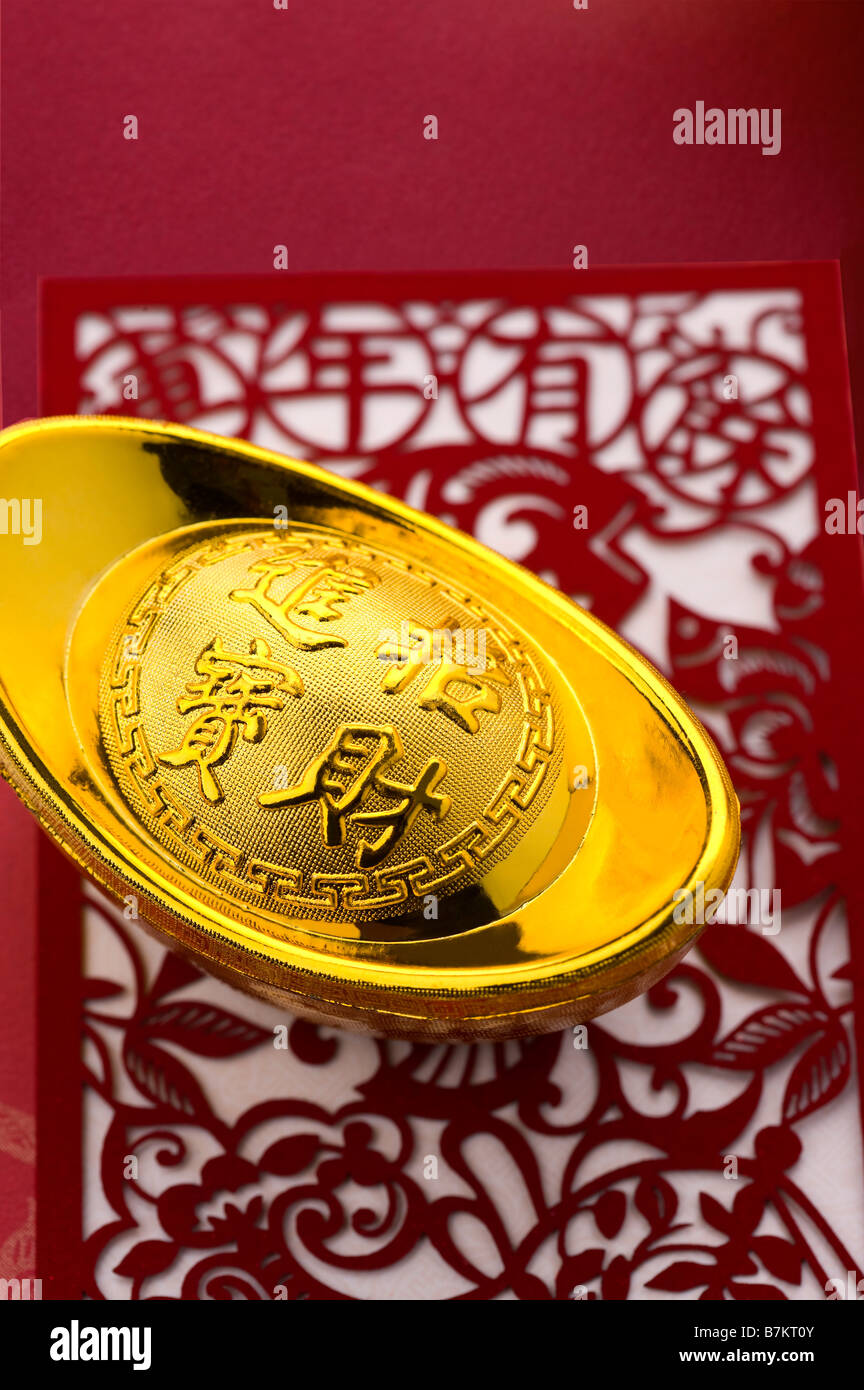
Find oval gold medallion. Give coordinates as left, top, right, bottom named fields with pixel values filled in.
left=0, top=417, right=739, bottom=1039
left=85, top=522, right=595, bottom=942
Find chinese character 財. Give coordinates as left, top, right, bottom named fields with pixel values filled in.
left=259, top=723, right=451, bottom=869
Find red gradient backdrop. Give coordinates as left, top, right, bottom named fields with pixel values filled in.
left=2, top=0, right=863, bottom=1279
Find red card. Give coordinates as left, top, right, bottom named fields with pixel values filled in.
left=4, top=263, right=861, bottom=1300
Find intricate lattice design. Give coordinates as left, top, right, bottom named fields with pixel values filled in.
left=43, top=274, right=863, bottom=1300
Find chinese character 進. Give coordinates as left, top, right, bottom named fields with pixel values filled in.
left=259, top=723, right=451, bottom=869
left=158, top=637, right=303, bottom=803
left=231, top=550, right=378, bottom=650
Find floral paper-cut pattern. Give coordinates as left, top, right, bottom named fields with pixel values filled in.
left=37, top=269, right=862, bottom=1298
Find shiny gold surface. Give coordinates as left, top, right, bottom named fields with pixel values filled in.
left=0, top=417, right=739, bottom=1039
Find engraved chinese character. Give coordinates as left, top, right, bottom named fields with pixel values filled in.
left=259, top=723, right=450, bottom=869
left=158, top=637, right=303, bottom=803
left=230, top=550, right=377, bottom=649
left=376, top=621, right=509, bottom=733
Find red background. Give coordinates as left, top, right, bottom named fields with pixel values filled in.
left=4, top=0, right=864, bottom=432
left=2, top=0, right=864, bottom=1271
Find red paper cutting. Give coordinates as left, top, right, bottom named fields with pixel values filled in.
left=31, top=265, right=864, bottom=1300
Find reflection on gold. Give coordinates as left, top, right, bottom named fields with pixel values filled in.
left=0, top=417, right=739, bottom=1040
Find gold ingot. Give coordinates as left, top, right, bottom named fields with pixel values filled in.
left=0, top=417, right=739, bottom=1040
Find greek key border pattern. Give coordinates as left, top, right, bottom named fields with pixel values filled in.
left=104, top=527, right=556, bottom=912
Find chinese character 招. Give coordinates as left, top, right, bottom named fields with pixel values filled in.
left=376, top=621, right=509, bottom=733
left=158, top=637, right=303, bottom=803
left=259, top=723, right=451, bottom=869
